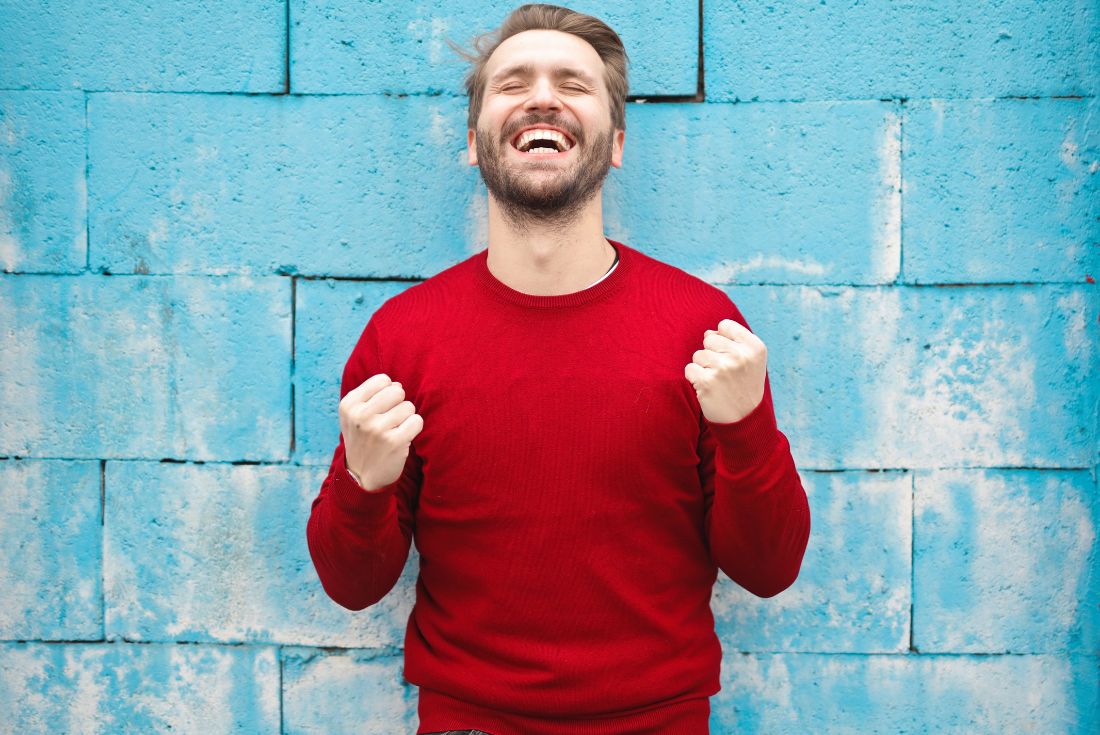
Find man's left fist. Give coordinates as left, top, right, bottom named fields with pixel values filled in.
left=684, top=318, right=767, bottom=424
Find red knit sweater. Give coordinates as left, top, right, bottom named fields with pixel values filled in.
left=306, top=239, right=811, bottom=735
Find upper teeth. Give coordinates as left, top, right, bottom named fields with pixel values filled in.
left=515, top=129, right=572, bottom=151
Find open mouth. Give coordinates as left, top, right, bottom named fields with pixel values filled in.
left=509, top=127, right=575, bottom=157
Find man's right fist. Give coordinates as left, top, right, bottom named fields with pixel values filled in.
left=338, top=373, right=424, bottom=493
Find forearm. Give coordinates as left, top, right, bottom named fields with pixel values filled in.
left=704, top=381, right=811, bottom=598
left=306, top=443, right=412, bottom=611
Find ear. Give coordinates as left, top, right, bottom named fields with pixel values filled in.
left=467, top=128, right=478, bottom=166
left=610, top=128, right=625, bottom=168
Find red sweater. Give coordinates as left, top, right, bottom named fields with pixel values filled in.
left=306, top=239, right=811, bottom=735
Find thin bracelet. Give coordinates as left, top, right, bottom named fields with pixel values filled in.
left=345, top=462, right=367, bottom=489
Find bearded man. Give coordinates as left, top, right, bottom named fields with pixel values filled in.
left=307, top=5, right=811, bottom=734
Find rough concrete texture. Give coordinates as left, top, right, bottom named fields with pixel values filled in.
left=0, top=1, right=1096, bottom=733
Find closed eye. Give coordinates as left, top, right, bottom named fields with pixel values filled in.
left=497, top=83, right=590, bottom=93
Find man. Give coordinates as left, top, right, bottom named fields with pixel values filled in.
left=306, top=4, right=811, bottom=734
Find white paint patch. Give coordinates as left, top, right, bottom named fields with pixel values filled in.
left=854, top=291, right=1036, bottom=467
left=849, top=288, right=907, bottom=466
left=465, top=185, right=488, bottom=255
left=601, top=180, right=631, bottom=247
left=710, top=471, right=910, bottom=653
left=104, top=489, right=160, bottom=639
left=406, top=15, right=453, bottom=65
left=0, top=113, right=17, bottom=145
left=1059, top=124, right=1079, bottom=168
left=872, top=109, right=902, bottom=282
left=0, top=166, right=19, bottom=271
left=195, top=144, right=220, bottom=162
left=0, top=462, right=45, bottom=634
left=697, top=254, right=829, bottom=283
left=929, top=99, right=946, bottom=136
left=915, top=308, right=1035, bottom=465
left=426, top=103, right=454, bottom=147
left=774, top=288, right=829, bottom=445
left=168, top=183, right=186, bottom=208
left=187, top=190, right=217, bottom=225
left=0, top=647, right=52, bottom=725
left=175, top=645, right=233, bottom=732
left=147, top=213, right=169, bottom=251
left=85, top=297, right=167, bottom=456
left=0, top=285, right=44, bottom=452
left=63, top=646, right=106, bottom=734
left=285, top=654, right=409, bottom=729
left=1055, top=290, right=1091, bottom=360
left=919, top=470, right=1096, bottom=650
left=73, top=169, right=87, bottom=265
left=160, top=466, right=266, bottom=641
left=729, top=655, right=794, bottom=709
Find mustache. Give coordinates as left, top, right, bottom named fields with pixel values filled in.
left=502, top=118, right=581, bottom=143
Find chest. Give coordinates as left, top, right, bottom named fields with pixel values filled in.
left=395, top=316, right=705, bottom=527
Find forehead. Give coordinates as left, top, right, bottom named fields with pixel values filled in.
left=485, top=29, right=605, bottom=86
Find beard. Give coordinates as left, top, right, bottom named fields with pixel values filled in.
left=474, top=121, right=614, bottom=231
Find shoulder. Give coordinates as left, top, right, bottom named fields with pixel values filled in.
left=624, top=242, right=749, bottom=328
left=370, top=250, right=481, bottom=329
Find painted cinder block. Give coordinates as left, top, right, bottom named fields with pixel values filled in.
left=0, top=642, right=279, bottom=733
left=104, top=461, right=417, bottom=647
left=0, top=0, right=284, bottom=93
left=704, top=1, right=1099, bottom=102
left=0, top=92, right=87, bottom=273
left=291, top=0, right=697, bottom=97
left=903, top=97, right=1100, bottom=284
left=0, top=274, right=290, bottom=461
left=914, top=468, right=1099, bottom=654
left=295, top=278, right=416, bottom=465
left=282, top=648, right=415, bottom=734
left=605, top=101, right=901, bottom=285
left=712, top=471, right=910, bottom=653
left=87, top=92, right=479, bottom=277
left=711, top=652, right=1099, bottom=734
left=0, top=459, right=101, bottom=641
left=721, top=284, right=1099, bottom=470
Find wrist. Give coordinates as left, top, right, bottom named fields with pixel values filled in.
left=343, top=459, right=369, bottom=490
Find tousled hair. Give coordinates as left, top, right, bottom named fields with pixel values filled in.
left=447, top=4, right=629, bottom=132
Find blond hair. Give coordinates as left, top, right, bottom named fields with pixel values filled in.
left=448, top=3, right=629, bottom=131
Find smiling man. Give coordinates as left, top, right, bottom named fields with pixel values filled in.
left=306, top=5, right=811, bottom=735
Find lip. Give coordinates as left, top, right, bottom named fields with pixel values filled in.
left=508, top=141, right=574, bottom=160
left=509, top=124, right=577, bottom=150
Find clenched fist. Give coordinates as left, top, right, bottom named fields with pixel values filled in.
left=338, top=373, right=424, bottom=493
left=684, top=318, right=768, bottom=424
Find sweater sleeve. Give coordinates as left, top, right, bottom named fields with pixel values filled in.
left=305, top=316, right=421, bottom=611
left=697, top=312, right=811, bottom=598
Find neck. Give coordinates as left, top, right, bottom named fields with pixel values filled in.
left=484, top=191, right=616, bottom=296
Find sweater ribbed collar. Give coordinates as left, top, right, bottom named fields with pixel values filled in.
left=474, top=238, right=631, bottom=309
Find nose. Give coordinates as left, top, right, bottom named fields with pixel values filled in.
left=523, top=76, right=563, bottom=112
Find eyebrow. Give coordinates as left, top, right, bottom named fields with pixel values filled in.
left=488, top=63, right=598, bottom=87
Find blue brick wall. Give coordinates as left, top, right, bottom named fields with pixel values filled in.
left=1, top=1, right=1096, bottom=732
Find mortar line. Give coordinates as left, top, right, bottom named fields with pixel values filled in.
left=283, top=0, right=291, bottom=94
left=84, top=92, right=91, bottom=272
left=290, top=275, right=296, bottom=458
left=100, top=459, right=106, bottom=641
left=909, top=469, right=917, bottom=653
left=278, top=646, right=285, bottom=734
left=697, top=0, right=705, bottom=100
left=898, top=98, right=906, bottom=283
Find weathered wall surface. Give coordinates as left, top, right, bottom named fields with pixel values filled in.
left=1, top=1, right=1097, bottom=732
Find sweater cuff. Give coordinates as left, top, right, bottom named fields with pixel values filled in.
left=704, top=387, right=780, bottom=472
left=332, top=460, right=402, bottom=517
